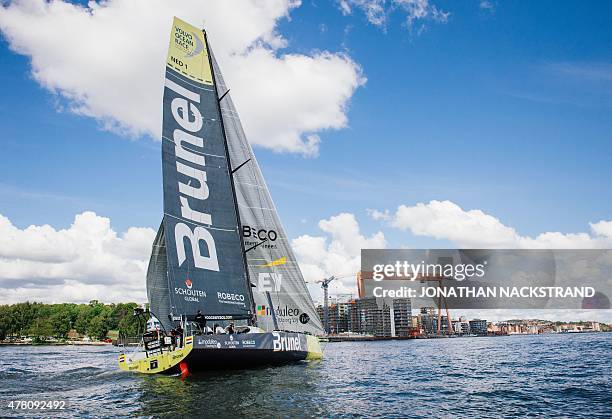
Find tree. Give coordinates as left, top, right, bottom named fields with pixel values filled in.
left=0, top=301, right=141, bottom=341
left=29, top=317, right=54, bottom=340
left=87, top=314, right=109, bottom=340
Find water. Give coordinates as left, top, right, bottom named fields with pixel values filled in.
left=0, top=333, right=610, bottom=417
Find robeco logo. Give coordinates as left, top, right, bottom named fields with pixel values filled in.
left=217, top=292, right=245, bottom=302
left=185, top=278, right=192, bottom=289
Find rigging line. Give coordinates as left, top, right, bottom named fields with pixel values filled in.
left=231, top=158, right=251, bottom=174
left=237, top=203, right=275, bottom=211
left=244, top=238, right=268, bottom=254
left=218, top=89, right=230, bottom=102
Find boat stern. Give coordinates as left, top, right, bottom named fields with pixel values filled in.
left=305, top=335, right=323, bottom=360
left=118, top=335, right=194, bottom=374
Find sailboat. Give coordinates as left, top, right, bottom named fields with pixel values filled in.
left=118, top=17, right=323, bottom=374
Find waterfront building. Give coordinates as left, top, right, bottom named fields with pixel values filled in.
left=392, top=298, right=412, bottom=337
left=452, top=320, right=469, bottom=334
left=418, top=307, right=438, bottom=335
left=469, top=319, right=488, bottom=336
left=317, top=297, right=412, bottom=337
left=316, top=299, right=355, bottom=334
left=417, top=307, right=454, bottom=335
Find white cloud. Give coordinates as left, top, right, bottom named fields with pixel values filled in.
left=292, top=212, right=386, bottom=300
left=0, top=212, right=155, bottom=304
left=0, top=0, right=364, bottom=156
left=375, top=199, right=612, bottom=248
left=338, top=0, right=448, bottom=29
left=479, top=0, right=494, bottom=11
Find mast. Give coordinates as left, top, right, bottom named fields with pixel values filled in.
left=202, top=30, right=257, bottom=326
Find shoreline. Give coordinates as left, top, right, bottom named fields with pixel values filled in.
left=0, top=341, right=112, bottom=346
left=324, top=330, right=608, bottom=342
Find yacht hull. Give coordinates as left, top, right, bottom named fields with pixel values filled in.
left=119, top=332, right=322, bottom=374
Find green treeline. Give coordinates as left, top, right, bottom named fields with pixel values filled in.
left=0, top=300, right=142, bottom=341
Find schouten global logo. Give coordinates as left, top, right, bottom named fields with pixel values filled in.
left=174, top=282, right=206, bottom=302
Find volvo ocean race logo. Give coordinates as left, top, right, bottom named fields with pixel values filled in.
left=272, top=332, right=301, bottom=352
left=173, top=26, right=204, bottom=58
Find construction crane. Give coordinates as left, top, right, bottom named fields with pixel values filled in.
left=316, top=276, right=337, bottom=334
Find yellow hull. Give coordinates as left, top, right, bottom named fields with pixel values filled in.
left=305, top=335, right=323, bottom=360
left=118, top=336, right=193, bottom=374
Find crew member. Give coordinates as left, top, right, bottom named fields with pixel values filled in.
left=226, top=322, right=235, bottom=334
left=194, top=310, right=207, bottom=335
left=175, top=323, right=183, bottom=347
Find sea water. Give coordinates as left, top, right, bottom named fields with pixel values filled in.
left=0, top=333, right=610, bottom=417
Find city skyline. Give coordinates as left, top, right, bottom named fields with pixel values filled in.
left=0, top=1, right=611, bottom=324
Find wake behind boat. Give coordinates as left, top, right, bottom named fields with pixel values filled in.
left=119, top=17, right=323, bottom=375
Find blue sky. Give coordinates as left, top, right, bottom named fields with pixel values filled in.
left=0, top=0, right=611, bottom=313
left=1, top=1, right=611, bottom=242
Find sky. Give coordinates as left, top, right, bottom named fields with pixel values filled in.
left=0, top=0, right=611, bottom=322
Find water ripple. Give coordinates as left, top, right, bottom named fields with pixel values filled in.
left=0, top=333, right=610, bottom=417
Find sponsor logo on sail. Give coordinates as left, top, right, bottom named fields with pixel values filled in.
left=243, top=225, right=278, bottom=249
left=257, top=273, right=282, bottom=292
left=174, top=284, right=206, bottom=302
left=165, top=76, right=219, bottom=273
left=217, top=292, right=246, bottom=307
left=256, top=304, right=304, bottom=325
left=185, top=278, right=193, bottom=289
left=173, top=26, right=204, bottom=58
left=258, top=256, right=287, bottom=268
left=272, top=332, right=301, bottom=352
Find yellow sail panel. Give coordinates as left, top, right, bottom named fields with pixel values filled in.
left=166, top=17, right=212, bottom=85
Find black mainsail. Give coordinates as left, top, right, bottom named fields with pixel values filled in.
left=159, top=17, right=252, bottom=321
left=144, top=17, right=322, bottom=333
